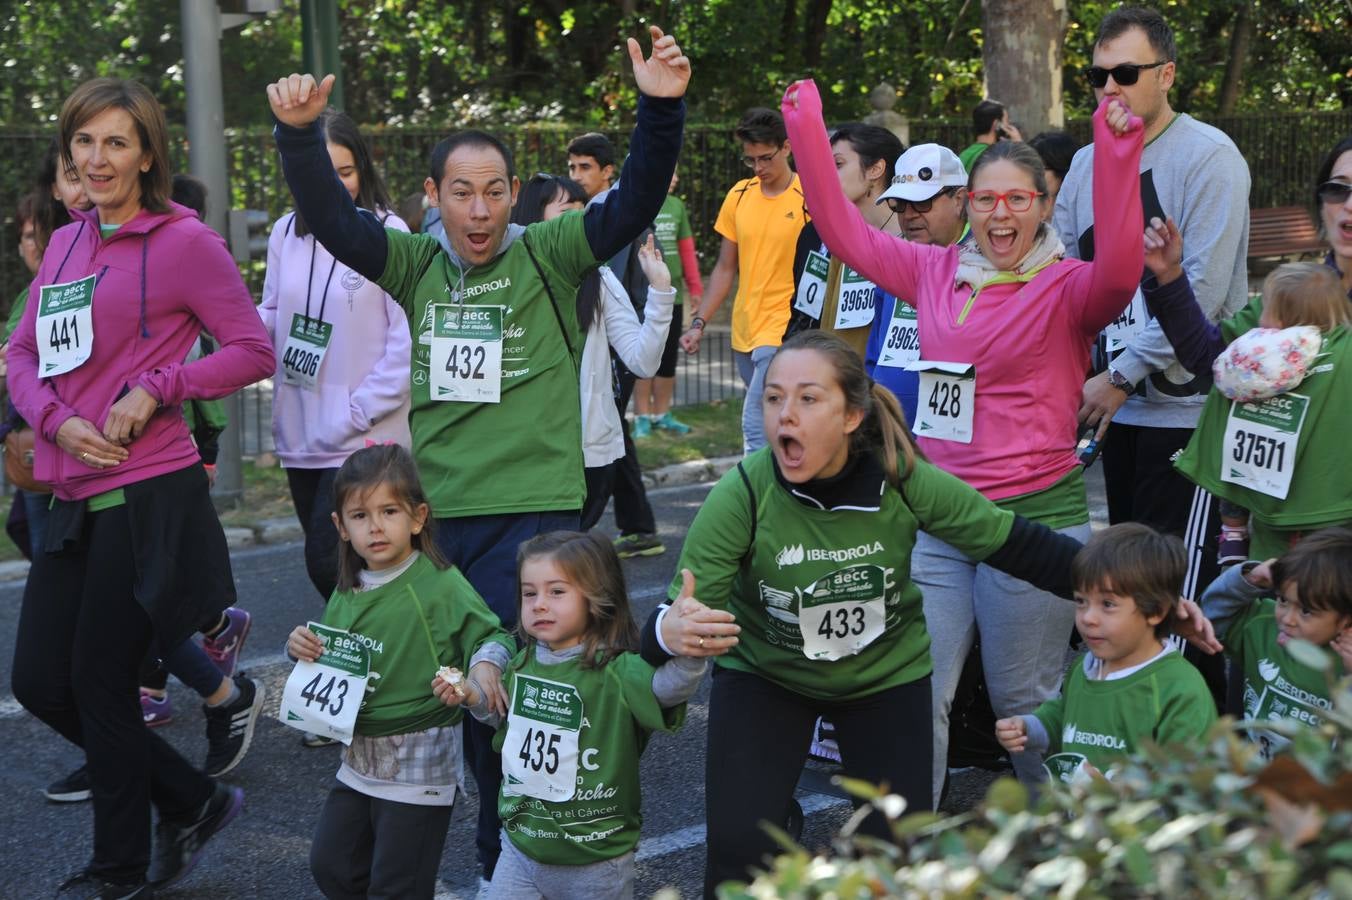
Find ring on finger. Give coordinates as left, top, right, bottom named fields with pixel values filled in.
left=698, top=637, right=706, bottom=648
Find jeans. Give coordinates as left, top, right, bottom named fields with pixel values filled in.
left=735, top=345, right=777, bottom=455
left=916, top=521, right=1091, bottom=807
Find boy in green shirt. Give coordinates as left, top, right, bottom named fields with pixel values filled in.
left=997, top=523, right=1217, bottom=782
left=1198, top=527, right=1352, bottom=761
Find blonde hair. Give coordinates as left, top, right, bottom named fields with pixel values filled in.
left=1262, top=262, right=1351, bottom=332
left=772, top=331, right=924, bottom=487
left=517, top=531, right=638, bottom=669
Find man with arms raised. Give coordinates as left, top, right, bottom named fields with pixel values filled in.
left=266, top=26, right=689, bottom=884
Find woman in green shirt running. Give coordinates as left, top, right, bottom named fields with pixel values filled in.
left=641, top=331, right=1089, bottom=896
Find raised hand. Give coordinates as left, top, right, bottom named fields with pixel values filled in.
left=628, top=25, right=690, bottom=99
left=782, top=79, right=822, bottom=119
left=267, top=73, right=336, bottom=129
left=637, top=234, right=673, bottom=292
left=1143, top=216, right=1183, bottom=284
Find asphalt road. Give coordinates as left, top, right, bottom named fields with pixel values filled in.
left=0, top=471, right=1082, bottom=898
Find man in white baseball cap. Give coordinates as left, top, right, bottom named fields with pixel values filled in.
left=875, top=142, right=968, bottom=247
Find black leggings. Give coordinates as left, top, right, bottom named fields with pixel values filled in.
left=11, top=503, right=214, bottom=883
left=703, top=667, right=932, bottom=897
left=287, top=466, right=340, bottom=601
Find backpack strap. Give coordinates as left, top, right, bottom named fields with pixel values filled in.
left=521, top=234, right=576, bottom=362
left=735, top=461, right=757, bottom=564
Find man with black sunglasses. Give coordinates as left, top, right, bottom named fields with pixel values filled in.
left=1055, top=5, right=1249, bottom=632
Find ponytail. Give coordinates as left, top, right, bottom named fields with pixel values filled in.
left=775, top=331, right=924, bottom=487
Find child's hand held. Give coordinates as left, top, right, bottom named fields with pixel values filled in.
left=994, top=716, right=1027, bottom=753
left=287, top=625, right=324, bottom=662
left=430, top=676, right=467, bottom=707
left=468, top=660, right=508, bottom=717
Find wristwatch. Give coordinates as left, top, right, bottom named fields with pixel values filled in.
left=1106, top=368, right=1134, bottom=394
left=689, top=315, right=706, bottom=332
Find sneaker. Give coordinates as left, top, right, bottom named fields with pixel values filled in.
left=1217, top=528, right=1250, bottom=567
left=55, top=871, right=152, bottom=899
left=653, top=411, right=692, bottom=434
left=44, top=765, right=92, bottom=803
left=613, top=532, right=665, bottom=559
left=140, top=690, right=173, bottom=728
left=203, top=675, right=264, bottom=777
left=631, top=415, right=653, bottom=439
left=301, top=732, right=339, bottom=748
left=201, top=607, right=251, bottom=678
left=147, top=782, right=244, bottom=889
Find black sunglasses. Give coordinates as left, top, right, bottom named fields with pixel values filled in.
left=1317, top=180, right=1352, bottom=205
left=1084, top=61, right=1167, bottom=88
left=886, top=186, right=957, bottom=215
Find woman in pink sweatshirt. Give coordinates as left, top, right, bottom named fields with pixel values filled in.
left=7, top=78, right=273, bottom=896
left=782, top=79, right=1143, bottom=803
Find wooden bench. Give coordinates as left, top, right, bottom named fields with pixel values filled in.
left=1248, top=206, right=1325, bottom=263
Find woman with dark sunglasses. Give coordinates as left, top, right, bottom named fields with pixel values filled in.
left=783, top=77, right=1144, bottom=807
left=1146, top=136, right=1352, bottom=558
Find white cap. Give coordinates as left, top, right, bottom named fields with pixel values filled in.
left=876, top=143, right=967, bottom=206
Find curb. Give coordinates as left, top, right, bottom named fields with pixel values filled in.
left=643, top=454, right=740, bottom=489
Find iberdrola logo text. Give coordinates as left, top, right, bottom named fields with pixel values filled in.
left=1063, top=722, right=1126, bottom=750
left=776, top=542, right=884, bottom=569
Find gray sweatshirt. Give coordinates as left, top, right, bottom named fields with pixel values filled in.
left=1054, top=112, right=1251, bottom=429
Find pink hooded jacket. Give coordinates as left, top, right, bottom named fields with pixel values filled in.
left=783, top=82, right=1143, bottom=501
left=7, top=203, right=274, bottom=500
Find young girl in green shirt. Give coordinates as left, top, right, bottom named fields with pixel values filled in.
left=441, top=531, right=705, bottom=900
left=286, top=445, right=513, bottom=899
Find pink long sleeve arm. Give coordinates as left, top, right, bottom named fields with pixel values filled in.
left=8, top=275, right=77, bottom=442
left=136, top=230, right=275, bottom=406
left=1061, top=99, right=1145, bottom=336
left=677, top=236, right=704, bottom=298
left=782, top=79, right=942, bottom=304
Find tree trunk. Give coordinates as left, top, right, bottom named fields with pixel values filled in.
left=802, top=0, right=833, bottom=70
left=1217, top=1, right=1253, bottom=116
left=980, top=0, right=1066, bottom=137
left=780, top=0, right=800, bottom=62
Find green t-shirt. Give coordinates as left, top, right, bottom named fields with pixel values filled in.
left=377, top=217, right=595, bottom=518
left=668, top=449, right=1014, bottom=701
left=1225, top=597, right=1343, bottom=762
left=958, top=141, right=990, bottom=173
left=494, top=648, right=684, bottom=865
left=652, top=193, right=693, bottom=304
left=1034, top=650, right=1216, bottom=781
left=320, top=554, right=513, bottom=738
left=1174, top=295, right=1352, bottom=531
left=996, top=466, right=1089, bottom=530
left=6, top=286, right=27, bottom=342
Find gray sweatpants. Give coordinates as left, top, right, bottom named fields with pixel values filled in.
left=915, top=521, right=1090, bottom=808
left=487, top=830, right=635, bottom=900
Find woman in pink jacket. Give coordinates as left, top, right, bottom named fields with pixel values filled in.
left=783, top=79, right=1143, bottom=803
left=7, top=79, right=273, bottom=896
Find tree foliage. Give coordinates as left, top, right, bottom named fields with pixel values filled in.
left=1, top=1, right=1347, bottom=132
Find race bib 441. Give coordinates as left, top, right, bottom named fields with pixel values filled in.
left=37, top=274, right=96, bottom=377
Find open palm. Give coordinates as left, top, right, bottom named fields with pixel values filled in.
left=628, top=25, right=690, bottom=99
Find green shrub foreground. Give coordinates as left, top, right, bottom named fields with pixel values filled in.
left=719, top=641, right=1352, bottom=899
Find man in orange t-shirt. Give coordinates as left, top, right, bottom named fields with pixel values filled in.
left=679, top=107, right=808, bottom=453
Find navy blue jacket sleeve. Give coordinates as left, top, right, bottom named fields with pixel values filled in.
left=581, top=95, right=686, bottom=263
left=1142, top=271, right=1227, bottom=375
left=273, top=120, right=388, bottom=283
